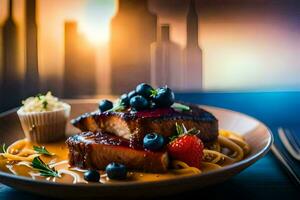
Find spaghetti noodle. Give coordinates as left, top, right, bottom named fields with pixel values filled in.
left=1, top=139, right=40, bottom=162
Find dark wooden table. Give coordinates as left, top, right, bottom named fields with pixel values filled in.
left=1, top=91, right=300, bottom=199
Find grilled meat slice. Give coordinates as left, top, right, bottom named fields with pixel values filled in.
left=66, top=132, right=169, bottom=173
left=71, top=104, right=218, bottom=147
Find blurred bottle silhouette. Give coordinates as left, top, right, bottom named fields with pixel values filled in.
left=150, top=24, right=183, bottom=90
left=110, top=0, right=157, bottom=94
left=183, top=0, right=203, bottom=90
left=25, top=0, right=39, bottom=97
left=1, top=0, right=22, bottom=111
left=63, top=21, right=96, bottom=98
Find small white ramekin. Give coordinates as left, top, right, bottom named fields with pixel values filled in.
left=17, top=103, right=71, bottom=143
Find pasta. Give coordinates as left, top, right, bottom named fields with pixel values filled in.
left=0, top=139, right=40, bottom=162
left=172, top=130, right=250, bottom=173
left=171, top=160, right=202, bottom=174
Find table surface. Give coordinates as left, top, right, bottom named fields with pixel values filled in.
left=1, top=91, right=300, bottom=199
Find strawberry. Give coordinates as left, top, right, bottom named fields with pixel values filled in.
left=167, top=124, right=204, bottom=169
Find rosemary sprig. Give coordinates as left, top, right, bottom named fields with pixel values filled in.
left=33, top=146, right=54, bottom=156
left=1, top=144, right=7, bottom=153
left=171, top=103, right=190, bottom=111
left=31, top=157, right=59, bottom=177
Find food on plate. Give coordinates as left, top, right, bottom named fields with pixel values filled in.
left=167, top=125, right=204, bottom=169
left=0, top=83, right=251, bottom=184
left=84, top=170, right=100, bottom=182
left=69, top=83, right=249, bottom=176
left=99, top=100, right=113, bottom=112
left=143, top=133, right=165, bottom=151
left=21, top=92, right=66, bottom=112
left=152, top=87, right=175, bottom=107
left=71, top=103, right=218, bottom=147
left=66, top=132, right=169, bottom=172
left=127, top=90, right=137, bottom=99
left=17, top=92, right=71, bottom=143
left=135, top=83, right=154, bottom=99
left=105, top=162, right=127, bottom=180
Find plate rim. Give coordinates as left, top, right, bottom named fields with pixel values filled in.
left=0, top=102, right=273, bottom=188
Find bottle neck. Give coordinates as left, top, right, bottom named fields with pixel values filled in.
left=26, top=0, right=37, bottom=23
left=8, top=0, right=13, bottom=18
left=186, top=0, right=199, bottom=47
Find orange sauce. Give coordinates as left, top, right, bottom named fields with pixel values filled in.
left=0, top=139, right=205, bottom=184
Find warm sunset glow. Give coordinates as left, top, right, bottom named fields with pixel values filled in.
left=78, top=22, right=109, bottom=44
left=37, top=0, right=115, bottom=94
left=79, top=0, right=115, bottom=44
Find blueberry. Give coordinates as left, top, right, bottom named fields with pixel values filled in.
left=99, top=100, right=113, bottom=112
left=105, top=163, right=127, bottom=180
left=84, top=170, right=100, bottom=182
left=128, top=90, right=137, bottom=99
left=120, top=93, right=129, bottom=106
left=129, top=95, right=150, bottom=111
left=143, top=133, right=165, bottom=151
left=153, top=87, right=175, bottom=107
left=135, top=83, right=154, bottom=99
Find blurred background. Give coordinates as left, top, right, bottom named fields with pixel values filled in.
left=0, top=0, right=300, bottom=112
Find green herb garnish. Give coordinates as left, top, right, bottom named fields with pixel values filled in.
left=169, top=123, right=198, bottom=141
left=106, top=100, right=126, bottom=112
left=33, top=146, right=54, bottom=156
left=31, top=157, right=59, bottom=177
left=150, top=88, right=158, bottom=97
left=171, top=103, right=190, bottom=111
left=175, top=122, right=185, bottom=135
left=36, top=93, right=43, bottom=100
left=34, top=93, right=48, bottom=109
left=42, top=100, right=48, bottom=109
left=1, top=144, right=7, bottom=153
left=170, top=123, right=185, bottom=141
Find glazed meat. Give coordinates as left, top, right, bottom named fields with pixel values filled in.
left=66, top=132, right=169, bottom=173
left=71, top=104, right=218, bottom=147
